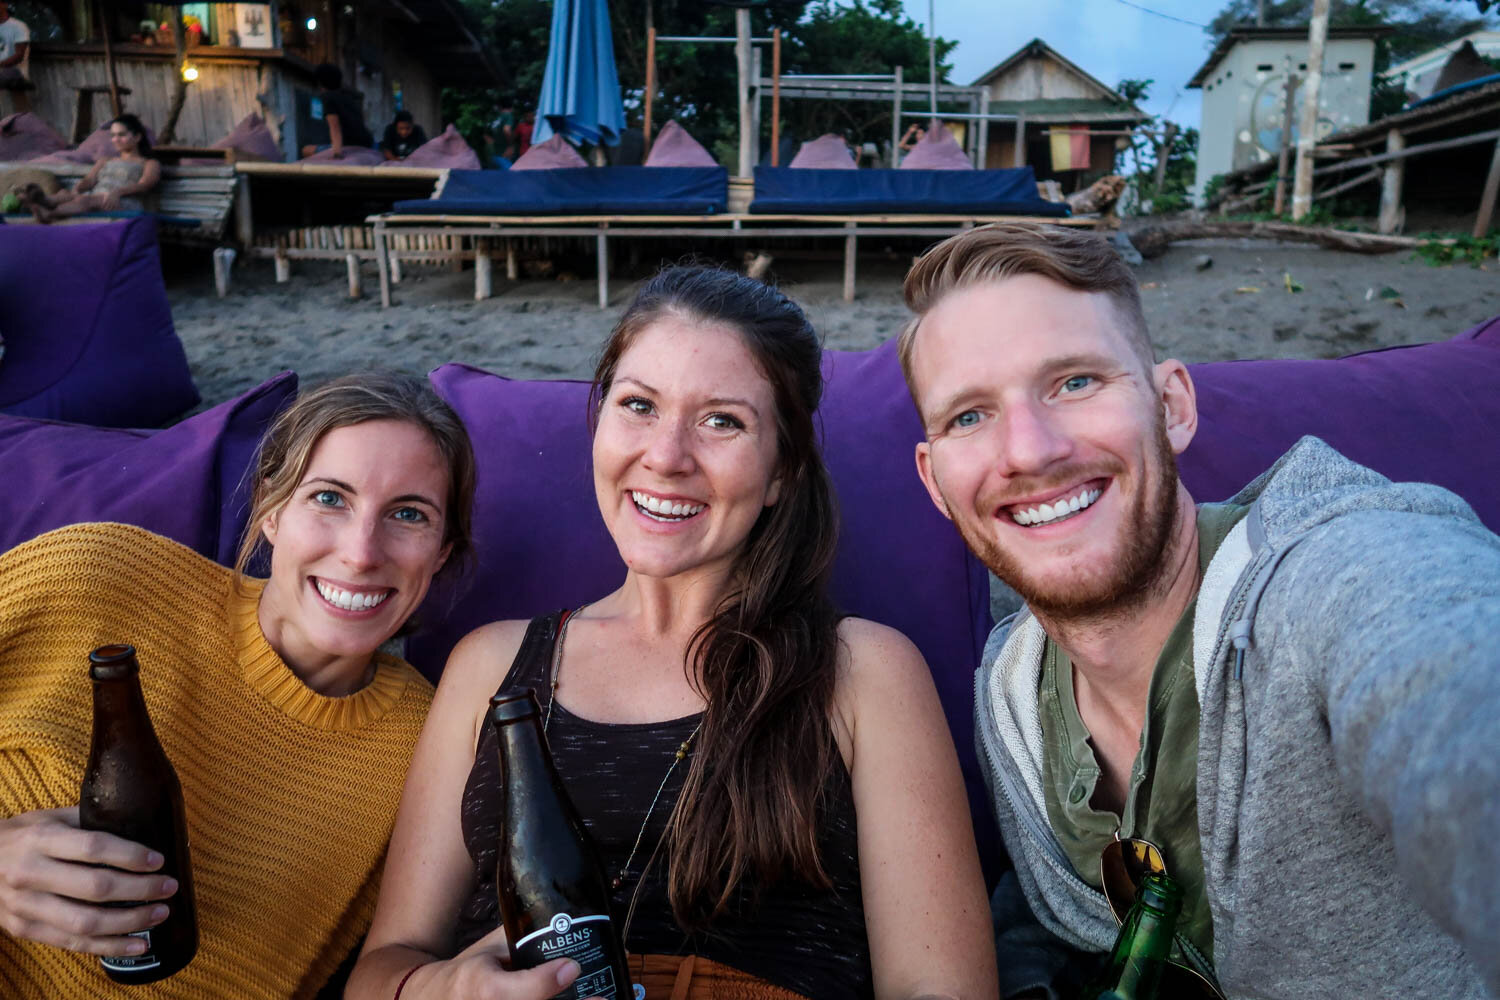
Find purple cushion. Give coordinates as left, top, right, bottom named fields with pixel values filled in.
left=37, top=122, right=159, bottom=165
left=417, top=342, right=999, bottom=871
left=298, top=145, right=384, bottom=166
left=511, top=134, right=588, bottom=171
left=1181, top=317, right=1500, bottom=533
left=644, top=120, right=717, bottom=168
left=0, top=112, right=68, bottom=161
left=209, top=112, right=280, bottom=162
left=900, top=127, right=974, bottom=170
left=789, top=134, right=856, bottom=170
left=0, top=217, right=200, bottom=426
left=401, top=124, right=482, bottom=169
left=0, top=372, right=297, bottom=565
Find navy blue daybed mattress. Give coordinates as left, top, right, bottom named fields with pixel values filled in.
left=748, top=165, right=1070, bottom=216
left=391, top=166, right=729, bottom=215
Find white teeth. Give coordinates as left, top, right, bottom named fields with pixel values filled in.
left=1010, top=487, right=1102, bottom=527
left=316, top=581, right=391, bottom=611
left=630, top=491, right=705, bottom=521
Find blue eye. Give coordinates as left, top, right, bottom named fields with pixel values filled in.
left=312, top=489, right=343, bottom=507
left=951, top=410, right=981, bottom=429
left=1061, top=375, right=1094, bottom=393
left=393, top=507, right=427, bottom=523
left=622, top=396, right=652, bottom=416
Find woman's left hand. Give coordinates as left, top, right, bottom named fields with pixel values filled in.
left=100, top=192, right=120, bottom=211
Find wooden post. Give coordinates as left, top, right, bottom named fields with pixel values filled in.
left=1291, top=0, right=1330, bottom=221
left=159, top=11, right=190, bottom=144
left=375, top=224, right=392, bottom=307
left=233, top=174, right=253, bottom=247
left=977, top=88, right=990, bottom=169
left=506, top=239, right=518, bottom=280
left=1014, top=110, right=1026, bottom=167
left=1378, top=128, right=1406, bottom=234
left=736, top=7, right=753, bottom=178
left=95, top=0, right=123, bottom=117
left=474, top=241, right=491, bottom=300
left=345, top=253, right=361, bottom=299
left=1273, top=67, right=1297, bottom=215
left=274, top=245, right=290, bottom=283
left=390, top=254, right=402, bottom=284
left=750, top=46, right=762, bottom=168
left=771, top=29, right=782, bottom=166
left=842, top=223, right=856, bottom=303
left=644, top=27, right=655, bottom=151
left=1473, top=134, right=1500, bottom=238
left=890, top=64, right=903, bottom=166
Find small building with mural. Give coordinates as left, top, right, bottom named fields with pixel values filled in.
left=1187, top=25, right=1390, bottom=203
left=970, top=38, right=1146, bottom=190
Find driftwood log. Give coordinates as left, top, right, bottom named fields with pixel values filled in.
left=1125, top=220, right=1437, bottom=260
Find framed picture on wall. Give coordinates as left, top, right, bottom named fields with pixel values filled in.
left=233, top=4, right=275, bottom=48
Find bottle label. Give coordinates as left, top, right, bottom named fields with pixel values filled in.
left=514, top=912, right=620, bottom=1000
left=101, top=929, right=160, bottom=972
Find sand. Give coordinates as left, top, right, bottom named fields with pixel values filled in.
left=166, top=237, right=1500, bottom=412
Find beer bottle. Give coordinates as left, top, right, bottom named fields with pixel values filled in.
left=1085, top=871, right=1183, bottom=1000
left=491, top=689, right=632, bottom=1000
left=78, top=644, right=199, bottom=985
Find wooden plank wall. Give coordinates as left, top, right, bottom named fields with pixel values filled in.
left=28, top=54, right=275, bottom=150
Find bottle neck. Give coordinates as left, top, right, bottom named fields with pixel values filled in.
left=90, top=673, right=165, bottom=756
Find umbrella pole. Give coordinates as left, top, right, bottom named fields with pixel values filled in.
left=771, top=28, right=780, bottom=167
left=644, top=26, right=655, bottom=152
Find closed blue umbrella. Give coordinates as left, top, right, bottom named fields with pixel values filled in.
left=532, top=0, right=626, bottom=148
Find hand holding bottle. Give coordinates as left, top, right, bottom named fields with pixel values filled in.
left=0, top=805, right=175, bottom=955
left=394, top=924, right=597, bottom=1000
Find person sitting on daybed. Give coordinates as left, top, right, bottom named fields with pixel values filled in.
left=381, top=110, right=428, bottom=161
left=346, top=267, right=999, bottom=1000
left=300, top=62, right=375, bottom=160
left=0, top=372, right=475, bottom=1000
left=21, top=115, right=159, bottom=223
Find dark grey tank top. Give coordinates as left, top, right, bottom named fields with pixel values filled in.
left=456, top=611, right=873, bottom=1000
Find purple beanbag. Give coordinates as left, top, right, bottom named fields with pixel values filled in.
left=0, top=112, right=68, bottom=161
left=401, top=124, right=482, bottom=169
left=0, top=217, right=200, bottom=427
left=209, top=112, right=281, bottom=163
left=789, top=134, right=856, bottom=170
left=511, top=134, right=588, bottom=171
left=644, top=120, right=717, bottom=168
left=37, top=122, right=159, bottom=165
left=299, top=145, right=385, bottom=166
left=900, top=126, right=974, bottom=170
left=1181, top=316, right=1500, bottom=532
left=0, top=372, right=296, bottom=565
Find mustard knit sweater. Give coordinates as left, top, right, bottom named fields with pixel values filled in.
left=0, top=523, right=435, bottom=1000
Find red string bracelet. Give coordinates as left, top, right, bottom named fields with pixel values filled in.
left=393, top=963, right=427, bottom=1000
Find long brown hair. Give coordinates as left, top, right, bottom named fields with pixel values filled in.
left=591, top=267, right=843, bottom=929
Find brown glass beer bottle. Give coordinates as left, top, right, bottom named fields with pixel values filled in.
left=78, top=644, right=199, bottom=985
left=491, top=689, right=632, bottom=1000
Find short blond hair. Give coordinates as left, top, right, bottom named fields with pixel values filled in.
left=898, top=223, right=1154, bottom=403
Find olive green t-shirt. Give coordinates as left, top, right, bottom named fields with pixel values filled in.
left=1038, top=501, right=1247, bottom=963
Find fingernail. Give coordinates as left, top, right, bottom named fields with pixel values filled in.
left=556, top=959, right=580, bottom=985
left=127, top=938, right=149, bottom=955
left=145, top=851, right=164, bottom=868
left=160, top=877, right=179, bottom=896
left=150, top=905, right=169, bottom=923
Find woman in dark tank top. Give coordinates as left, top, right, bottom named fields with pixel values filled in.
left=347, top=267, right=998, bottom=1000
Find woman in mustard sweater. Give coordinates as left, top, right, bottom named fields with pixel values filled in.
left=0, top=372, right=476, bottom=1000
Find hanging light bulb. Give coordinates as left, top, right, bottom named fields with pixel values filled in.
left=182, top=62, right=199, bottom=82
left=305, top=15, right=318, bottom=29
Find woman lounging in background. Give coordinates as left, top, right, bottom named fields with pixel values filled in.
left=24, top=114, right=160, bottom=222
left=349, top=267, right=998, bottom=1000
left=0, top=372, right=475, bottom=1000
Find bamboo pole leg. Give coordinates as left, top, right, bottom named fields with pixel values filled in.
left=346, top=253, right=362, bottom=299
left=596, top=232, right=609, bottom=309
left=506, top=239, right=518, bottom=280
left=274, top=246, right=290, bottom=283
left=376, top=225, right=392, bottom=308
left=390, top=251, right=403, bottom=285
left=212, top=247, right=235, bottom=298
left=450, top=236, right=464, bottom=272
left=843, top=227, right=856, bottom=303
left=475, top=241, right=492, bottom=300
left=234, top=175, right=253, bottom=247
left=1473, top=135, right=1500, bottom=239
left=1378, top=129, right=1406, bottom=235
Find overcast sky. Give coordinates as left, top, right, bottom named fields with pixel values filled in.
left=898, top=0, right=1233, bottom=130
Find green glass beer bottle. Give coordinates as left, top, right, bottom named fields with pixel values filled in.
left=491, top=689, right=633, bottom=1000
left=1086, top=871, right=1183, bottom=1000
left=78, top=644, right=199, bottom=985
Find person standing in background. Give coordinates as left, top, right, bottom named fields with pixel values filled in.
left=0, top=0, right=31, bottom=114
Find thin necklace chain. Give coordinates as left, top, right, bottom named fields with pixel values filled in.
left=544, top=606, right=702, bottom=891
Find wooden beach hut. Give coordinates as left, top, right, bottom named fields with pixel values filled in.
left=19, top=0, right=499, bottom=156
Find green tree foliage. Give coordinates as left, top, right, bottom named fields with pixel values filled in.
left=1113, top=77, right=1198, bottom=214
left=445, top=0, right=953, bottom=166
left=1207, top=0, right=1494, bottom=118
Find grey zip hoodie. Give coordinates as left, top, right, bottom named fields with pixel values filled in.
left=978, top=437, right=1500, bottom=999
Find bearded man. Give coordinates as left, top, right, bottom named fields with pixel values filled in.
left=899, top=223, right=1500, bottom=1000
